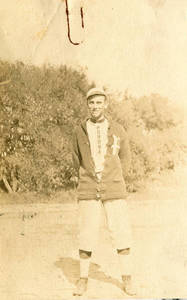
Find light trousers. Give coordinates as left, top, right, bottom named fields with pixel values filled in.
left=78, top=198, right=132, bottom=252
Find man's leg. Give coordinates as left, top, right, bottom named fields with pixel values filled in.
left=117, top=247, right=131, bottom=276
left=79, top=249, right=92, bottom=278
left=73, top=249, right=92, bottom=296
left=103, top=199, right=136, bottom=295
left=117, top=247, right=136, bottom=296
left=74, top=200, right=101, bottom=296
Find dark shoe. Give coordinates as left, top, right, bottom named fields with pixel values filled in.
left=122, top=275, right=136, bottom=296
left=73, top=277, right=88, bottom=296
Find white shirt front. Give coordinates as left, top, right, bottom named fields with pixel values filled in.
left=86, top=118, right=108, bottom=175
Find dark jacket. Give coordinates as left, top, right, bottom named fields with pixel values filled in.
left=72, top=118, right=131, bottom=201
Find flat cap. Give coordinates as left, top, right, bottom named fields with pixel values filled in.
left=86, top=87, right=106, bottom=100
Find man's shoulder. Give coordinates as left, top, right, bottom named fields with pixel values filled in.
left=73, top=120, right=86, bottom=135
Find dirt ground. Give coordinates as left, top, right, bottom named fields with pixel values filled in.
left=0, top=164, right=187, bottom=300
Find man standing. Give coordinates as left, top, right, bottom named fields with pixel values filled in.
left=72, top=87, right=136, bottom=296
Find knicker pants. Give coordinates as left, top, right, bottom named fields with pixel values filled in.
left=78, top=198, right=132, bottom=252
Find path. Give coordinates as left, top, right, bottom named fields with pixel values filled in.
left=0, top=166, right=187, bottom=299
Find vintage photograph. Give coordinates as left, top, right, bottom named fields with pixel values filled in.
left=0, top=0, right=187, bottom=299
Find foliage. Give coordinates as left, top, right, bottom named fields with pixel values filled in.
left=108, top=92, right=185, bottom=190
left=0, top=60, right=89, bottom=193
left=0, top=60, right=185, bottom=194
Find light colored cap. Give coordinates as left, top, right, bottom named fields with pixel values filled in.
left=86, top=87, right=106, bottom=100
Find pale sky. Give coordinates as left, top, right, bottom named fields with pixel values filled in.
left=1, top=0, right=187, bottom=110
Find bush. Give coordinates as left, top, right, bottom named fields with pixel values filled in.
left=0, top=60, right=90, bottom=193
left=108, top=92, right=185, bottom=189
left=0, top=60, right=185, bottom=194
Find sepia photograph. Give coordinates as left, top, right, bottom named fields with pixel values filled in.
left=0, top=0, right=187, bottom=299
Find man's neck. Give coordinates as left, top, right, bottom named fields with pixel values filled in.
left=89, top=116, right=106, bottom=124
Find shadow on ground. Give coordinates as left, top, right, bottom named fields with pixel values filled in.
left=55, top=257, right=122, bottom=290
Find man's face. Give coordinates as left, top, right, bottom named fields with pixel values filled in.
left=87, top=95, right=107, bottom=121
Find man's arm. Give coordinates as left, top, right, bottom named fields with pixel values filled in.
left=118, top=128, right=131, bottom=180
left=72, top=129, right=81, bottom=179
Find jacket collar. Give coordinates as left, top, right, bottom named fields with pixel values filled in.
left=81, top=116, right=113, bottom=135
